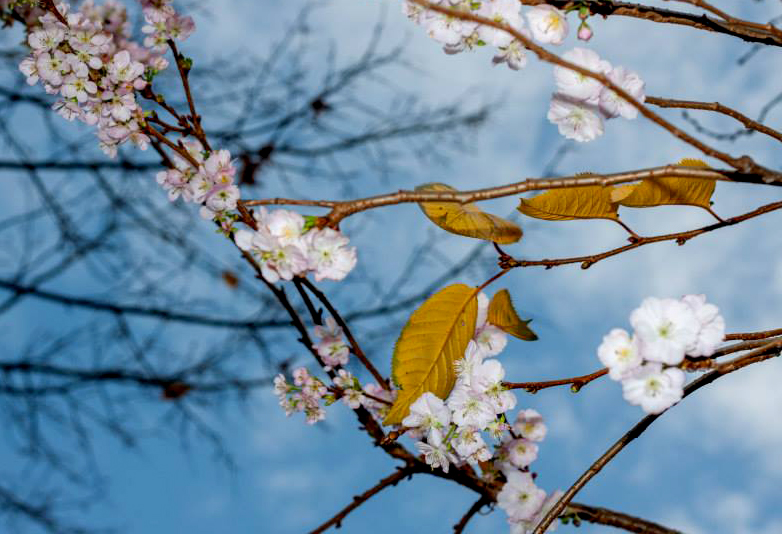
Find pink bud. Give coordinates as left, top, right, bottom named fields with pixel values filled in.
left=577, top=23, right=593, bottom=41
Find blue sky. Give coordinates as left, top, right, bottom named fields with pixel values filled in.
left=1, top=1, right=782, bottom=533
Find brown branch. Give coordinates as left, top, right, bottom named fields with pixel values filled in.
left=533, top=339, right=782, bottom=533
left=506, top=200, right=782, bottom=271
left=309, top=466, right=417, bottom=534
left=504, top=368, right=608, bottom=393
left=519, top=1, right=782, bottom=46
left=647, top=96, right=782, bottom=144
left=664, top=0, right=782, bottom=39
left=141, top=123, right=200, bottom=169
left=410, top=0, right=780, bottom=182
left=299, top=277, right=390, bottom=390
left=567, top=502, right=682, bottom=534
left=453, top=496, right=491, bottom=533
left=725, top=328, right=782, bottom=341
left=168, top=39, right=212, bottom=152
left=40, top=0, right=68, bottom=25
left=243, top=165, right=775, bottom=226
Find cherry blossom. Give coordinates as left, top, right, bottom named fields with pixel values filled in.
left=305, top=228, right=358, bottom=282
left=511, top=490, right=565, bottom=533
left=313, top=317, right=350, bottom=370
left=547, top=94, right=604, bottom=142
left=447, top=385, right=497, bottom=429
left=513, top=409, right=547, bottom=442
left=416, top=428, right=457, bottom=473
left=682, top=294, right=725, bottom=357
left=630, top=297, right=700, bottom=365
left=497, top=470, right=547, bottom=522
left=621, top=363, right=685, bottom=414
left=599, top=66, right=646, bottom=120
left=597, top=328, right=643, bottom=380
left=525, top=5, right=568, bottom=45
left=402, top=392, right=451, bottom=436
left=554, top=47, right=612, bottom=104
left=504, top=437, right=539, bottom=468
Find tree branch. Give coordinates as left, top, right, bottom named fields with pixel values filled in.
left=567, top=502, right=683, bottom=534
left=519, top=1, right=782, bottom=46
left=646, top=96, right=782, bottom=144
left=453, top=496, right=491, bottom=533
left=506, top=200, right=782, bottom=271
left=242, top=164, right=776, bottom=227
left=504, top=368, right=608, bottom=393
left=534, top=339, right=782, bottom=533
left=309, top=466, right=417, bottom=533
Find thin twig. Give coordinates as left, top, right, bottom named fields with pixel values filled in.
left=309, top=466, right=417, bottom=533
left=299, top=277, right=390, bottom=390
left=504, top=368, right=608, bottom=393
left=453, top=496, right=491, bottom=533
left=725, top=328, right=782, bottom=341
left=567, top=502, right=683, bottom=534
left=167, top=39, right=212, bottom=151
left=647, top=96, right=782, bottom=144
left=506, top=200, right=782, bottom=271
left=519, top=0, right=782, bottom=46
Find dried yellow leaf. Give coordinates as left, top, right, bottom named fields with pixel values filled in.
left=384, top=284, right=478, bottom=425
left=416, top=183, right=522, bottom=244
left=487, top=289, right=537, bottom=341
left=517, top=185, right=618, bottom=221
left=614, top=159, right=714, bottom=209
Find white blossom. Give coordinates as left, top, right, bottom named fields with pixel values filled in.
left=682, top=294, right=725, bottom=357
left=476, top=0, right=524, bottom=48
left=526, top=5, right=568, bottom=45
left=447, top=384, right=496, bottom=429
left=470, top=359, right=516, bottom=413
left=547, top=94, right=604, bottom=142
left=402, top=392, right=451, bottom=435
left=597, top=328, right=643, bottom=380
left=505, top=438, right=539, bottom=468
left=622, top=363, right=685, bottom=414
left=306, top=228, right=358, bottom=282
left=513, top=409, right=547, bottom=442
left=497, top=470, right=546, bottom=522
left=416, top=428, right=456, bottom=473
left=630, top=297, right=700, bottom=365
left=511, top=490, right=564, bottom=533
left=493, top=39, right=528, bottom=70
left=553, top=47, right=612, bottom=104
left=599, top=66, right=646, bottom=120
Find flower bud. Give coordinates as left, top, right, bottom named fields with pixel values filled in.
left=577, top=22, right=593, bottom=41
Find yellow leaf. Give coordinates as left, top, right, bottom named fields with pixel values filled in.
left=384, top=284, right=478, bottom=425
left=517, top=185, right=618, bottom=221
left=416, top=183, right=522, bottom=244
left=614, top=159, right=714, bottom=209
left=487, top=289, right=537, bottom=341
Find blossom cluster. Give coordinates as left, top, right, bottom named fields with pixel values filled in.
left=18, top=0, right=194, bottom=157
left=313, top=317, right=350, bottom=370
left=548, top=47, right=645, bottom=142
left=155, top=140, right=242, bottom=221
left=598, top=295, right=725, bottom=414
left=401, top=293, right=561, bottom=532
left=401, top=2, right=645, bottom=143
left=402, top=2, right=569, bottom=70
left=274, top=366, right=395, bottom=425
left=273, top=368, right=328, bottom=424
left=235, top=208, right=357, bottom=284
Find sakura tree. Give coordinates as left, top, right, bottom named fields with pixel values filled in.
left=2, top=0, right=781, bottom=533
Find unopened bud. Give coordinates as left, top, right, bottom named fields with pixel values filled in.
left=577, top=22, right=593, bottom=41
